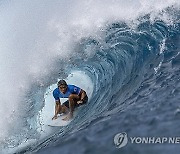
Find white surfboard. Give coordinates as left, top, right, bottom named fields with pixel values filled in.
left=47, top=114, right=72, bottom=127
left=47, top=110, right=78, bottom=127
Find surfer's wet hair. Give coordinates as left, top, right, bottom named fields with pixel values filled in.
left=57, top=80, right=67, bottom=87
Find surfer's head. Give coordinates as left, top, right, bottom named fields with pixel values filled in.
left=58, top=80, right=68, bottom=94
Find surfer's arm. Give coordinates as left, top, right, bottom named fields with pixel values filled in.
left=55, top=100, right=61, bottom=116
left=79, top=89, right=87, bottom=101
left=52, top=100, right=61, bottom=120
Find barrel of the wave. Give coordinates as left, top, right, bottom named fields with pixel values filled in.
left=39, top=71, right=93, bottom=127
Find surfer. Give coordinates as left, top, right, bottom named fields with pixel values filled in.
left=52, top=80, right=88, bottom=121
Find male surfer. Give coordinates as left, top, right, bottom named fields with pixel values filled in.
left=52, top=80, right=88, bottom=121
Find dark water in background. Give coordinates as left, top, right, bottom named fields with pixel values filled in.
left=23, top=15, right=179, bottom=154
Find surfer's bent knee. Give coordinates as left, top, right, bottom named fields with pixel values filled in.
left=68, top=94, right=80, bottom=101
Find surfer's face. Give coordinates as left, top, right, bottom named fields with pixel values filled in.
left=59, top=85, right=67, bottom=94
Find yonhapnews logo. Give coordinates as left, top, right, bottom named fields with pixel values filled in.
left=114, top=132, right=128, bottom=148
left=114, top=132, right=180, bottom=148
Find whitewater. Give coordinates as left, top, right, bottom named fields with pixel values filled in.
left=0, top=0, right=179, bottom=154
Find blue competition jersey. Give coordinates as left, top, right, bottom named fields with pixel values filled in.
left=53, top=85, right=81, bottom=101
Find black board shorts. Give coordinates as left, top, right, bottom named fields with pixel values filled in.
left=63, top=95, right=88, bottom=108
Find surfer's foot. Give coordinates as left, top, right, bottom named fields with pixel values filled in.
left=62, top=112, right=73, bottom=121
left=52, top=115, right=58, bottom=120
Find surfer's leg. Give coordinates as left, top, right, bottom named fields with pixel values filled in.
left=62, top=94, right=80, bottom=121
left=61, top=105, right=69, bottom=114
left=56, top=104, right=68, bottom=114
left=68, top=94, right=80, bottom=113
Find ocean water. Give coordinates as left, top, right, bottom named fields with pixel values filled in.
left=0, top=0, right=179, bottom=154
